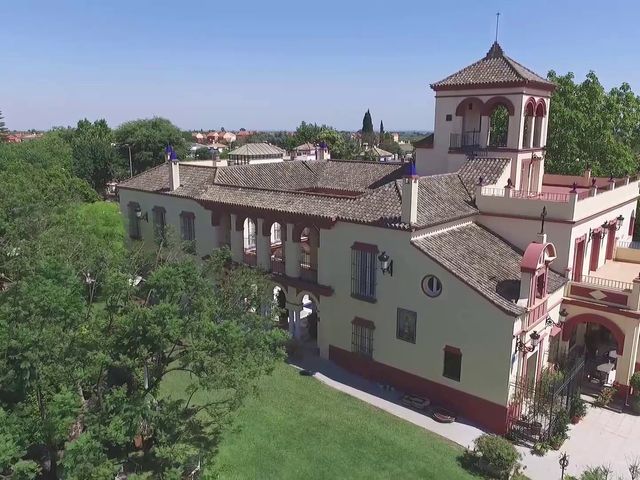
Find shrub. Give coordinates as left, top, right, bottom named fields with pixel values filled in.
left=474, top=434, right=521, bottom=478
left=593, top=387, right=617, bottom=408
left=579, top=465, right=613, bottom=479
left=569, top=396, right=587, bottom=419
left=630, top=372, right=640, bottom=393
left=551, top=407, right=570, bottom=441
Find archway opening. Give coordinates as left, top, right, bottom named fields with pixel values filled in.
left=269, top=221, right=286, bottom=274
left=298, top=293, right=319, bottom=345
left=243, top=218, right=257, bottom=265
left=488, top=104, right=509, bottom=148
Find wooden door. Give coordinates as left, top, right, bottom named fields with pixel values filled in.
left=573, top=238, right=585, bottom=281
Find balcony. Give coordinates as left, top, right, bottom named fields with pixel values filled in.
left=566, top=259, right=640, bottom=310
left=300, top=264, right=318, bottom=283
left=243, top=250, right=257, bottom=266
left=450, top=130, right=481, bottom=150
left=271, top=256, right=285, bottom=275
left=476, top=175, right=640, bottom=223
left=522, top=298, right=548, bottom=329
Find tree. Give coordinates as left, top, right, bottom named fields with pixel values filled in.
left=545, top=71, right=640, bottom=177
left=66, top=119, right=118, bottom=190
left=379, top=120, right=385, bottom=145
left=114, top=118, right=186, bottom=175
left=0, top=109, right=8, bottom=141
left=361, top=110, right=375, bottom=146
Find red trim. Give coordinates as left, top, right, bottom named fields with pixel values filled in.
left=573, top=235, right=586, bottom=281
left=606, top=222, right=617, bottom=260
left=550, top=326, right=562, bottom=337
left=481, top=96, right=516, bottom=116
left=352, top=317, right=375, bottom=329
left=535, top=100, right=546, bottom=117
left=561, top=313, right=625, bottom=355
left=562, top=298, right=640, bottom=319
left=524, top=97, right=536, bottom=116
left=431, top=80, right=555, bottom=93
left=443, top=345, right=461, bottom=354
left=568, top=284, right=629, bottom=307
left=351, top=241, right=379, bottom=253
left=329, top=345, right=509, bottom=434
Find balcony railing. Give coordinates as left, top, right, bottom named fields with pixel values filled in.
left=618, top=241, right=640, bottom=250
left=576, top=275, right=633, bottom=292
left=271, top=257, right=285, bottom=275
left=480, top=187, right=574, bottom=203
left=450, top=130, right=481, bottom=149
left=243, top=250, right=256, bottom=266
left=522, top=298, right=548, bottom=329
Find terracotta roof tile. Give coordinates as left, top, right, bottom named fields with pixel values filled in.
left=431, top=42, right=554, bottom=91
left=412, top=223, right=566, bottom=315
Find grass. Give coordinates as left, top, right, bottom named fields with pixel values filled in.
left=162, top=362, right=480, bottom=480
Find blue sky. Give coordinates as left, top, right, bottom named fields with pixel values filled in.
left=2, top=0, right=639, bottom=131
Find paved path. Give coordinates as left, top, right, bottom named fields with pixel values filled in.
left=290, top=353, right=640, bottom=480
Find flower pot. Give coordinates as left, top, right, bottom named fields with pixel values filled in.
left=571, top=416, right=581, bottom=424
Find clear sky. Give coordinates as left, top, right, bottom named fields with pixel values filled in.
left=2, top=0, right=639, bottom=132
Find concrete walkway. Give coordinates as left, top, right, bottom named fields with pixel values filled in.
left=290, top=353, right=639, bottom=480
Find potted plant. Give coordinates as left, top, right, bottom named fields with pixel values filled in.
left=630, top=372, right=640, bottom=414
left=569, top=396, right=587, bottom=423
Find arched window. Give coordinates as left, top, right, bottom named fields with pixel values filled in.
left=522, top=98, right=535, bottom=148
left=533, top=102, right=545, bottom=148
left=243, top=218, right=256, bottom=249
left=488, top=105, right=509, bottom=148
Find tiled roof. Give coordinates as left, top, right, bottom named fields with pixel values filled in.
left=228, top=142, right=285, bottom=156
left=412, top=134, right=433, bottom=149
left=118, top=160, right=482, bottom=230
left=431, top=42, right=555, bottom=91
left=295, top=142, right=316, bottom=151
left=412, top=223, right=567, bottom=315
left=457, top=157, right=510, bottom=193
left=359, top=146, right=394, bottom=157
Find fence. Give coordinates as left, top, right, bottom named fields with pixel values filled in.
left=507, top=357, right=585, bottom=444
left=618, top=240, right=640, bottom=250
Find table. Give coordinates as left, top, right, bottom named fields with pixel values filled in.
left=597, top=362, right=616, bottom=386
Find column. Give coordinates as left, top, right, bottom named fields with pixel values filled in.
left=286, top=302, right=302, bottom=337
left=284, top=223, right=301, bottom=278
left=615, top=323, right=640, bottom=392
left=210, top=211, right=222, bottom=249
left=528, top=116, right=536, bottom=148
left=479, top=115, right=490, bottom=147
left=309, top=228, right=319, bottom=269
left=256, top=218, right=272, bottom=271
left=229, top=213, right=244, bottom=263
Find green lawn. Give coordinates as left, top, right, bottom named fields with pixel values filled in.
left=163, top=362, right=479, bottom=480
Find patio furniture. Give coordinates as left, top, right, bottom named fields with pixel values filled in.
left=597, top=362, right=616, bottom=386
left=609, top=350, right=621, bottom=360
left=432, top=407, right=456, bottom=423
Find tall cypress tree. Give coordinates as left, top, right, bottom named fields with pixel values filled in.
left=379, top=120, right=385, bottom=145
left=0, top=110, right=8, bottom=141
left=361, top=109, right=374, bottom=146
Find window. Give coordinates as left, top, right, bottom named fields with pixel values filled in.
left=535, top=272, right=546, bottom=299
left=443, top=346, right=462, bottom=381
left=180, top=211, right=196, bottom=253
left=351, top=243, right=377, bottom=301
left=445, top=114, right=452, bottom=122
left=127, top=202, right=141, bottom=239
left=271, top=223, right=282, bottom=243
left=396, top=308, right=417, bottom=343
left=351, top=318, right=374, bottom=357
left=421, top=275, right=443, bottom=298
left=152, top=206, right=166, bottom=243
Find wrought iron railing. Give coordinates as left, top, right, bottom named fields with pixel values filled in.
left=271, top=257, right=285, bottom=275
left=575, top=274, right=633, bottom=291
left=449, top=130, right=481, bottom=149
left=618, top=240, right=640, bottom=250
left=300, top=265, right=318, bottom=283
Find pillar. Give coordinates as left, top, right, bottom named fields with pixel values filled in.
left=285, top=223, right=301, bottom=278
left=229, top=213, right=244, bottom=263
left=528, top=116, right=536, bottom=148
left=286, top=302, right=302, bottom=337
left=308, top=228, right=319, bottom=270
left=479, top=115, right=490, bottom=148
left=256, top=218, right=272, bottom=270
left=616, top=323, right=640, bottom=390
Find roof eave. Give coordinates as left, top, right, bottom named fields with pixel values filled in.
left=430, top=79, right=556, bottom=93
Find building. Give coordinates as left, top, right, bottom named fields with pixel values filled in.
left=358, top=145, right=395, bottom=162
left=292, top=142, right=331, bottom=161
left=226, top=142, right=286, bottom=166
left=118, top=42, right=640, bottom=436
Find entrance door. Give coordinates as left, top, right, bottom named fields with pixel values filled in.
left=573, top=237, right=585, bottom=281
left=525, top=353, right=538, bottom=386
left=605, top=224, right=616, bottom=260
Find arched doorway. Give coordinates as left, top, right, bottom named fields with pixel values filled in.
left=561, top=313, right=625, bottom=396
left=297, top=291, right=319, bottom=348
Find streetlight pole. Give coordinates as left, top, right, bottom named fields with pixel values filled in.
left=559, top=452, right=569, bottom=479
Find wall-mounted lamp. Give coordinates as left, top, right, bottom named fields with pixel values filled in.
left=378, top=251, right=393, bottom=276
left=616, top=214, right=625, bottom=231
left=545, top=309, right=568, bottom=328
left=135, top=205, right=148, bottom=222
left=515, top=330, right=540, bottom=353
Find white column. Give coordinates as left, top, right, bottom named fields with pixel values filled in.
left=286, top=302, right=301, bottom=337
left=229, top=213, right=244, bottom=263
left=479, top=115, right=490, bottom=147
left=284, top=223, right=301, bottom=278
left=256, top=218, right=271, bottom=270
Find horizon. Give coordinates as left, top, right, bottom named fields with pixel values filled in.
left=3, top=0, right=640, bottom=132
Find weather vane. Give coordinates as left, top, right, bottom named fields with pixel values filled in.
left=495, top=12, right=501, bottom=42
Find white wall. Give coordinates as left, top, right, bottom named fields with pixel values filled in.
left=118, top=189, right=218, bottom=259
left=318, top=221, right=516, bottom=406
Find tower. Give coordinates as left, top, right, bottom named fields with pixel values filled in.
left=416, top=42, right=555, bottom=192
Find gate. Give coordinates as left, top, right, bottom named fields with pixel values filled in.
left=507, top=357, right=585, bottom=444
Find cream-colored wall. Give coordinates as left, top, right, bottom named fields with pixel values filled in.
left=118, top=189, right=218, bottom=259
left=318, top=221, right=516, bottom=406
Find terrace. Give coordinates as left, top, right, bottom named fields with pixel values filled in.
left=476, top=173, right=640, bottom=223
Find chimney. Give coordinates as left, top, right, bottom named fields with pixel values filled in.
left=166, top=145, right=180, bottom=191
left=401, top=161, right=419, bottom=225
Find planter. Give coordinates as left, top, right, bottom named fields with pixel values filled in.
left=570, top=415, right=582, bottom=424
left=432, top=407, right=456, bottom=423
